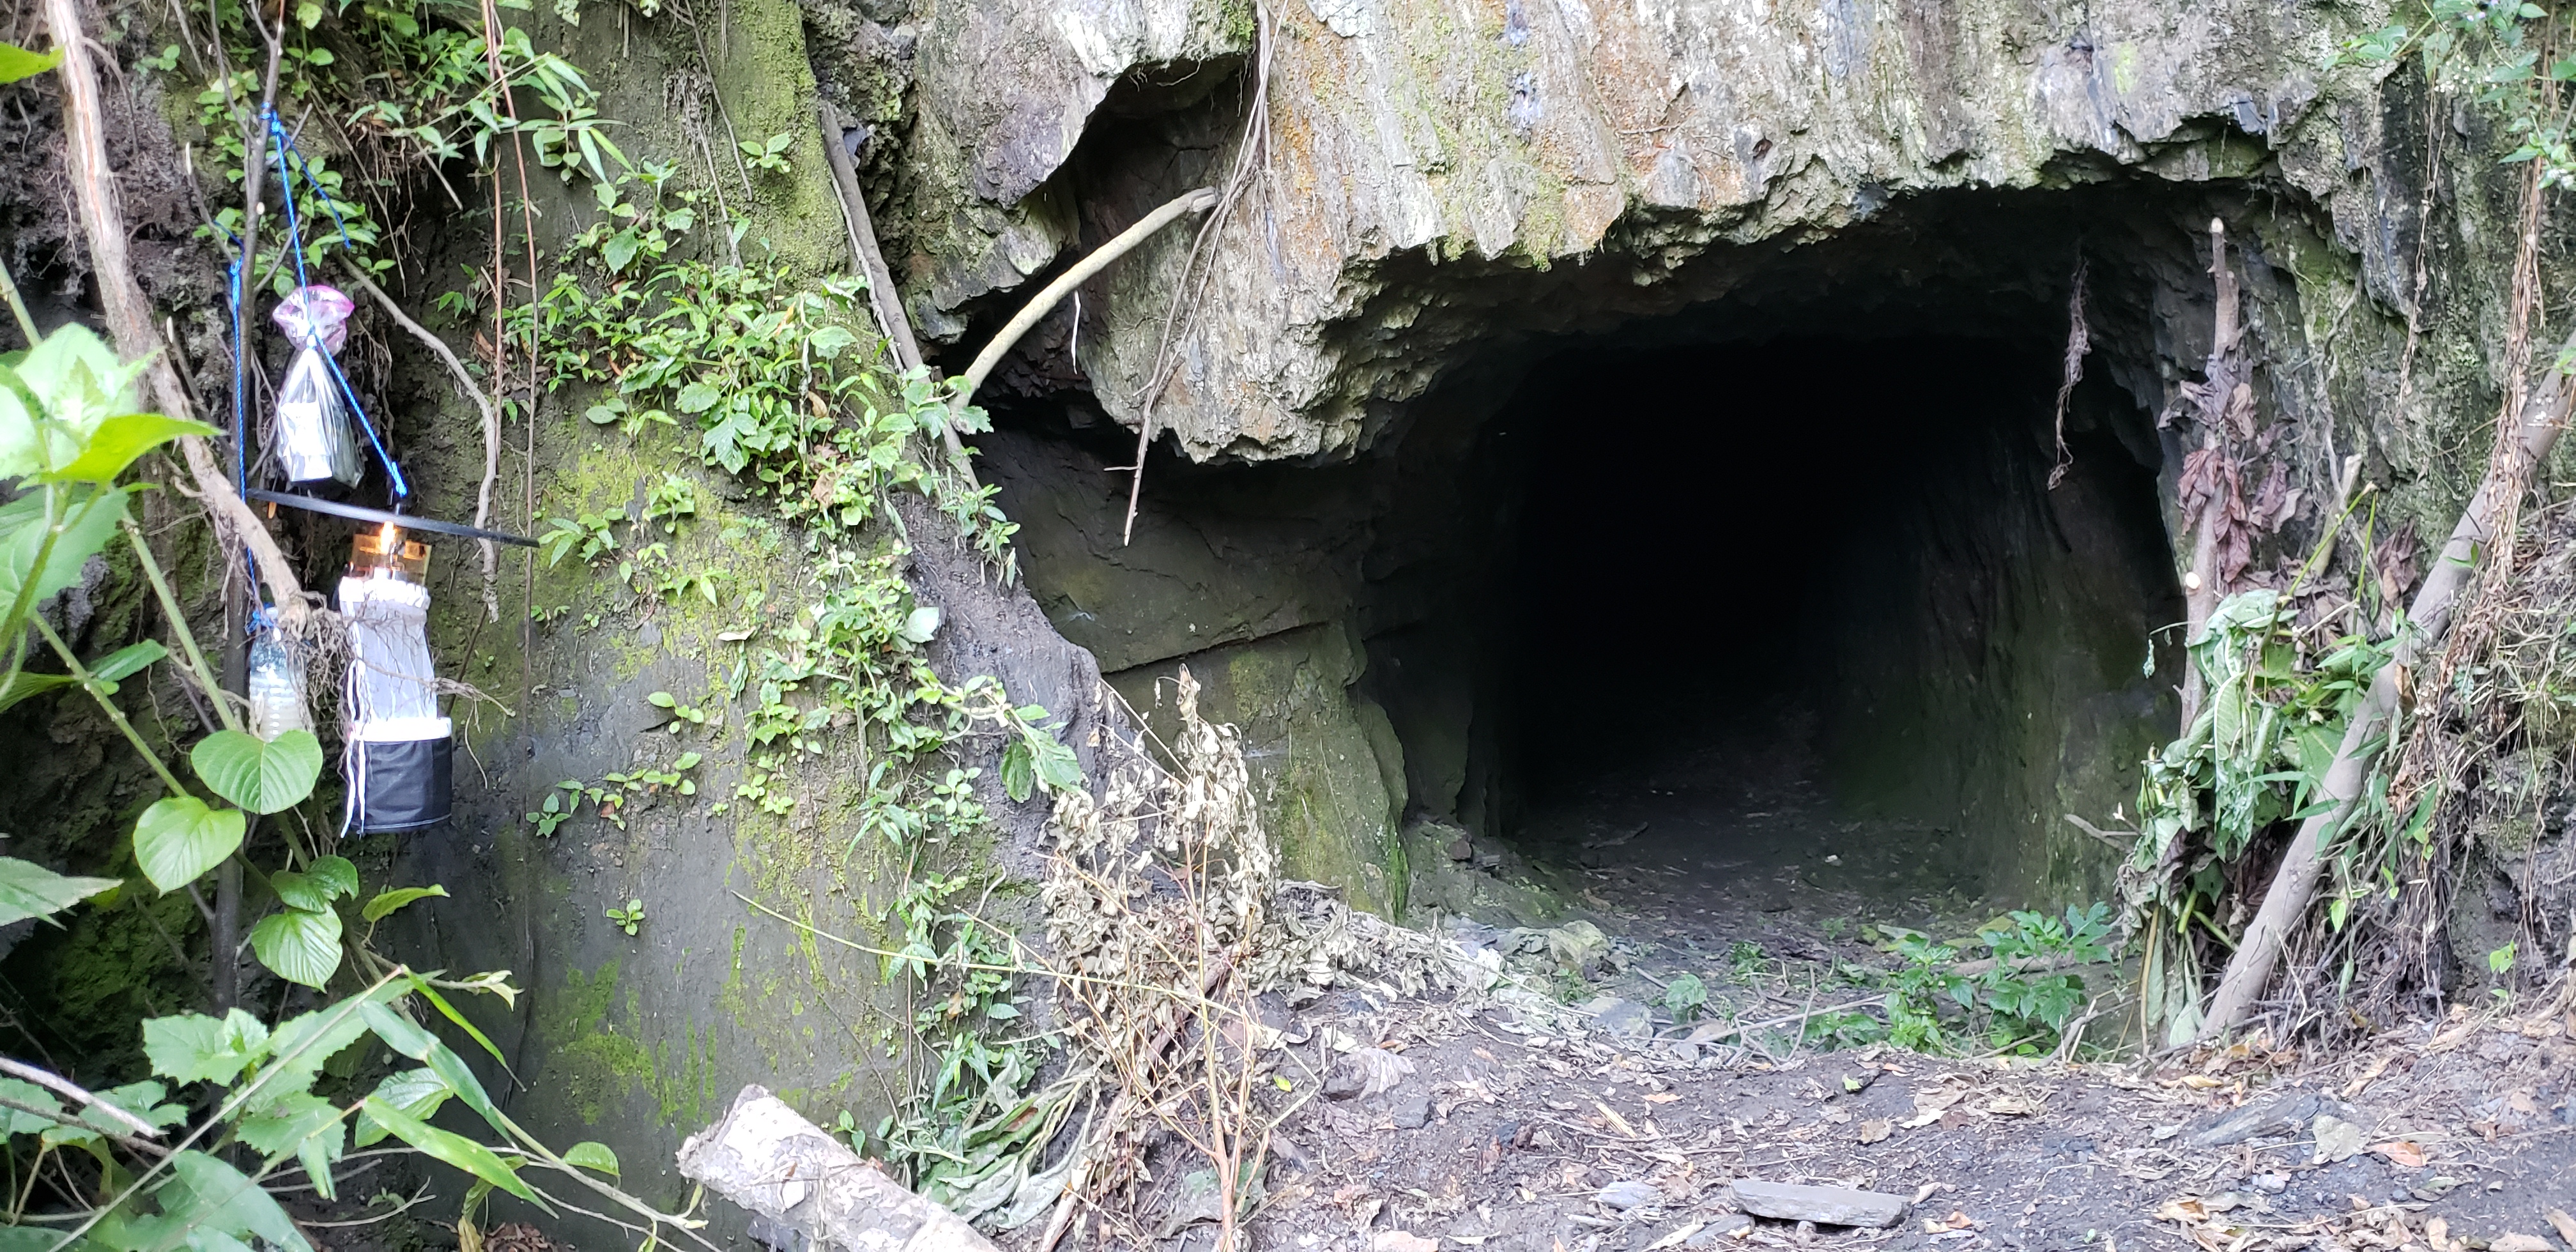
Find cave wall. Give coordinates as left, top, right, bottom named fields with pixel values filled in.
left=364, top=0, right=1125, bottom=1224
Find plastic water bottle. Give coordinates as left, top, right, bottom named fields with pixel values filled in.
left=245, top=628, right=309, bottom=741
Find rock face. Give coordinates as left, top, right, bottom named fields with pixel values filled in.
left=882, top=0, right=2466, bottom=464
left=859, top=0, right=2543, bottom=920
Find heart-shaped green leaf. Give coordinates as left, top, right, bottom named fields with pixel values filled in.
left=0, top=855, right=119, bottom=926
left=249, top=906, right=342, bottom=989
left=307, top=855, right=358, bottom=901
left=133, top=797, right=246, bottom=893
left=190, top=729, right=324, bottom=814
left=269, top=871, right=334, bottom=913
left=563, top=1140, right=620, bottom=1176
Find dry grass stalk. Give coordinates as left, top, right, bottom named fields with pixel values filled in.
left=1031, top=669, right=1499, bottom=1248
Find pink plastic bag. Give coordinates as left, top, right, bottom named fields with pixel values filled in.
left=272, top=284, right=356, bottom=354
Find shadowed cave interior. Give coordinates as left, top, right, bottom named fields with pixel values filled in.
left=983, top=188, right=2211, bottom=915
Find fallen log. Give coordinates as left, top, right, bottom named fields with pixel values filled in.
left=2192, top=324, right=2576, bottom=1044
left=677, top=1085, right=998, bottom=1252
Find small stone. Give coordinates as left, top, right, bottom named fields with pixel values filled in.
left=1445, top=837, right=1475, bottom=861
left=1729, top=1180, right=1908, bottom=1229
left=1667, top=1041, right=1701, bottom=1063
left=1583, top=997, right=1655, bottom=1039
left=1598, top=1179, right=1660, bottom=1210
left=2249, top=1172, right=2288, bottom=1195
left=1389, top=1094, right=1432, bottom=1129
left=2188, top=1092, right=2322, bottom=1148
left=1547, top=920, right=1613, bottom=974
left=2039, top=1131, right=2096, bottom=1159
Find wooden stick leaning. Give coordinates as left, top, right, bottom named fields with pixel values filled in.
left=2193, top=323, right=2576, bottom=1043
left=948, top=187, right=1216, bottom=416
left=44, top=0, right=308, bottom=620
left=810, top=100, right=984, bottom=492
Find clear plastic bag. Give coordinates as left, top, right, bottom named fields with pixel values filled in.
left=273, top=346, right=362, bottom=485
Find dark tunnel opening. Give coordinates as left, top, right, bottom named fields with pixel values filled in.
left=1472, top=335, right=2183, bottom=903
left=981, top=185, right=2230, bottom=917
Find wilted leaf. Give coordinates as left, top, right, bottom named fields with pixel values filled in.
left=901, top=604, right=942, bottom=643
left=2369, top=1140, right=2425, bottom=1168
left=2310, top=1113, right=2363, bottom=1164
left=1338, top=1046, right=1415, bottom=1100
left=1858, top=1118, right=1892, bottom=1144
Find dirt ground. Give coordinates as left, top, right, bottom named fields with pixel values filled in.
left=1225, top=979, right=2576, bottom=1252
left=1206, top=746, right=2576, bottom=1252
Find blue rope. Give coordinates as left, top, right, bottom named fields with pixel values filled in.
left=260, top=107, right=410, bottom=503
left=264, top=110, right=356, bottom=259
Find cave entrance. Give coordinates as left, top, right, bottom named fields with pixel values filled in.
left=985, top=186, right=2207, bottom=925
left=1467, top=332, right=2181, bottom=913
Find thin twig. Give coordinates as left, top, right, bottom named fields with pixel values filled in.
left=0, top=1059, right=164, bottom=1140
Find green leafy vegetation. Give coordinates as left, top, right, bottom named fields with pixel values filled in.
left=2117, top=589, right=2393, bottom=1042
left=1660, top=972, right=1708, bottom=1023
left=1790, top=906, right=2119, bottom=1056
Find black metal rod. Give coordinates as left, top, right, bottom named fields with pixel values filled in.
left=247, top=489, right=540, bottom=547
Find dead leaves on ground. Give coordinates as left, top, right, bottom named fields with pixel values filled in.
left=2158, top=1193, right=2575, bottom=1252
left=2367, top=1139, right=2424, bottom=1168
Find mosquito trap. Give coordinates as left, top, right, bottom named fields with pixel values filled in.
left=272, top=284, right=363, bottom=487
left=339, top=524, right=452, bottom=832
